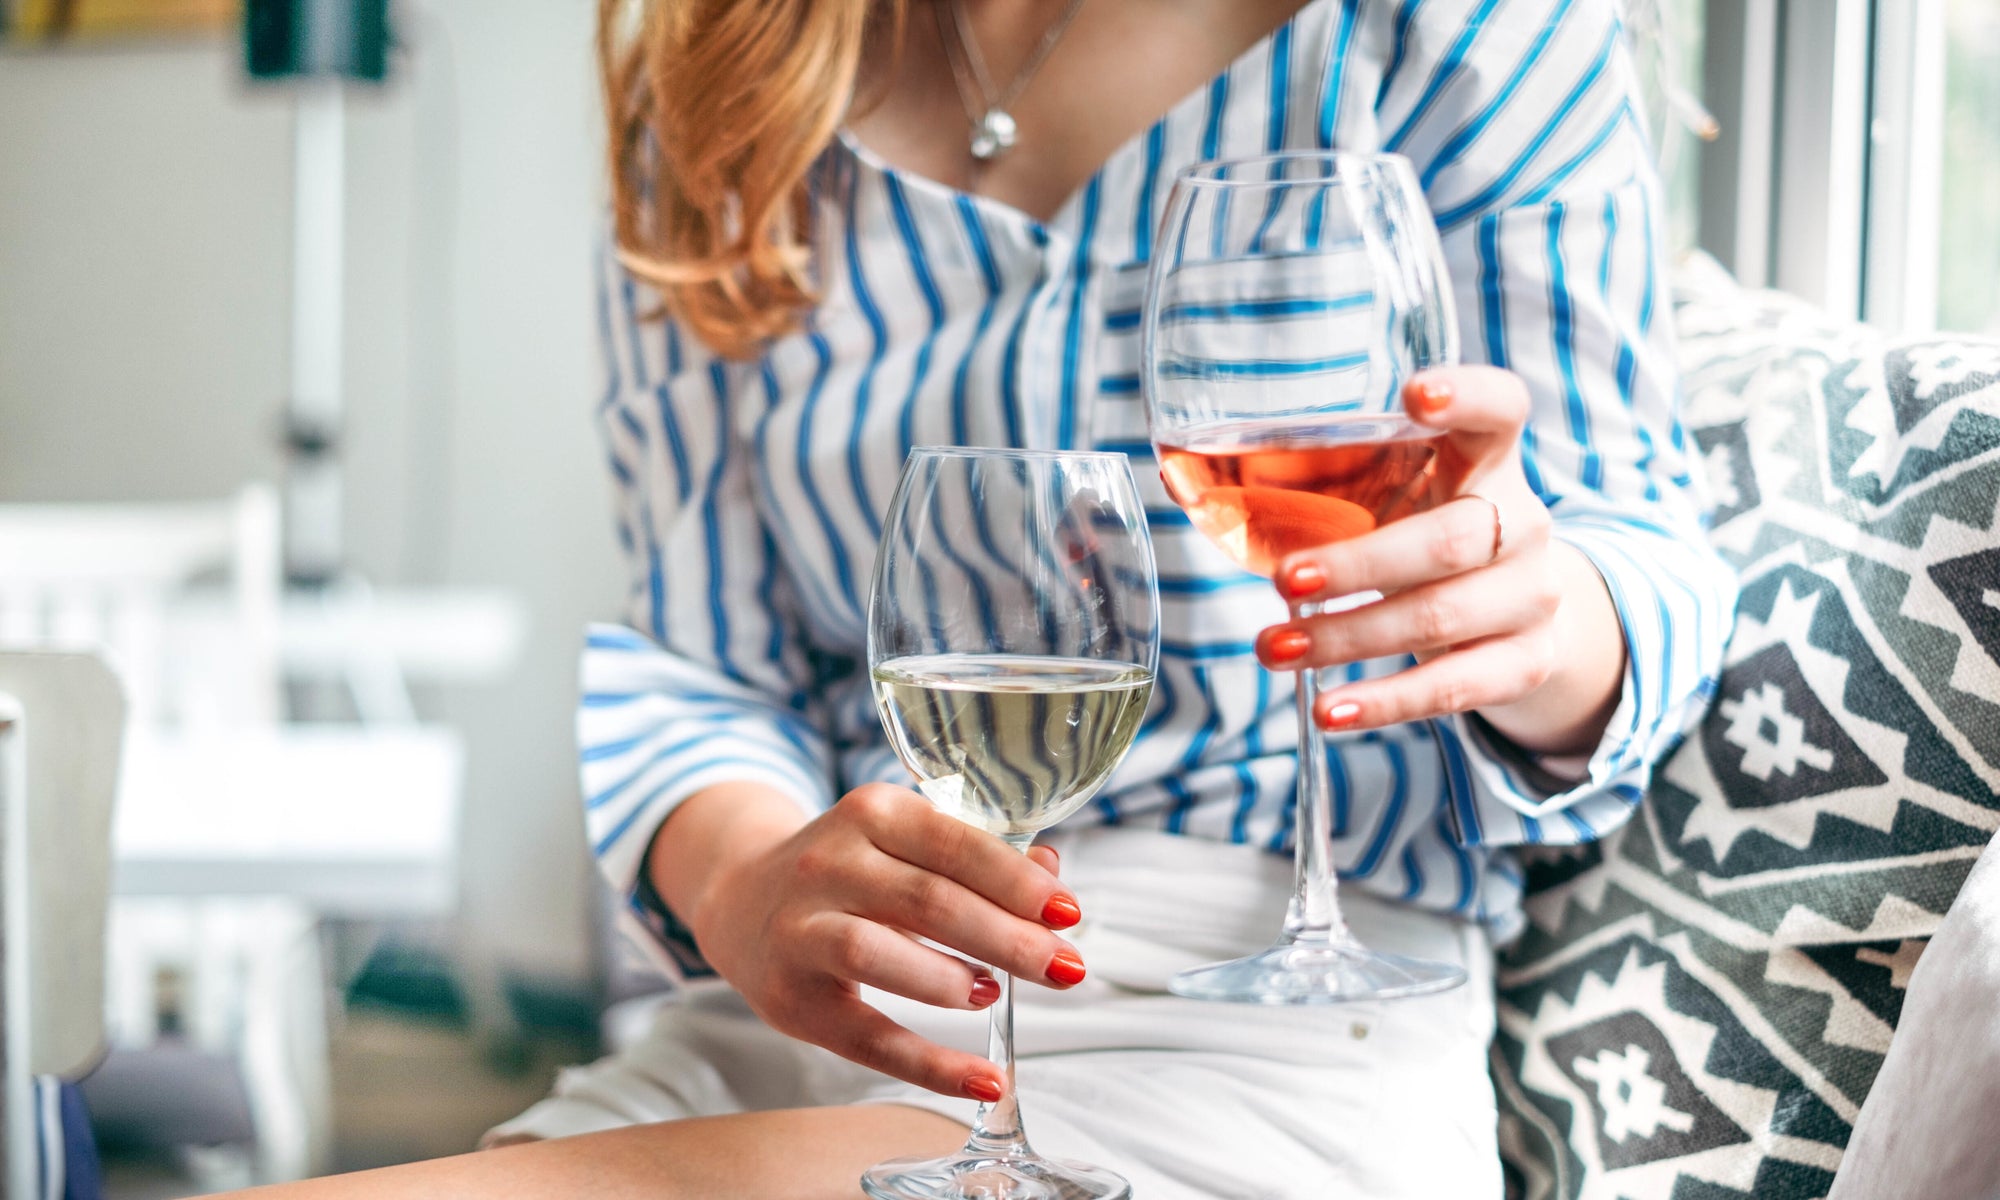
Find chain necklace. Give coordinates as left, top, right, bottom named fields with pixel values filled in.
left=934, top=0, right=1088, bottom=162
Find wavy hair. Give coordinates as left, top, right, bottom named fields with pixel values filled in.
left=599, top=0, right=905, bottom=359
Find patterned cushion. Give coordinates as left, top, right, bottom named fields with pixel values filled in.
left=1493, top=256, right=2000, bottom=1200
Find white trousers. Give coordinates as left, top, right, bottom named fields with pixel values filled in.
left=491, top=827, right=1503, bottom=1200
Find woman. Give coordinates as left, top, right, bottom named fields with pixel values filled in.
left=242, top=0, right=1733, bottom=1195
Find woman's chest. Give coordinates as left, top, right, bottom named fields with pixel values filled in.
left=737, top=175, right=1295, bottom=662
left=738, top=202, right=1163, bottom=651
left=736, top=0, right=1398, bottom=652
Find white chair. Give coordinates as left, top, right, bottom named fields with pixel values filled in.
left=0, top=651, right=125, bottom=1200
left=0, top=488, right=331, bottom=1184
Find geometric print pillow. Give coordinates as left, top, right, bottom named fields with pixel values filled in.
left=1493, top=255, right=2000, bottom=1200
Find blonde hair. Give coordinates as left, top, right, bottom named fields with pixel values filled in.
left=599, top=0, right=905, bottom=359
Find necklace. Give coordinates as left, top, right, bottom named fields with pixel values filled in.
left=934, top=0, right=1088, bottom=162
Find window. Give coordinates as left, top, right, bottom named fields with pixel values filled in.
left=1937, top=0, right=2000, bottom=334
left=1691, top=0, right=2000, bottom=336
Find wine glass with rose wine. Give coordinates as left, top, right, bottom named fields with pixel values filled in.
left=862, top=447, right=1161, bottom=1200
left=1141, top=151, right=1469, bottom=1003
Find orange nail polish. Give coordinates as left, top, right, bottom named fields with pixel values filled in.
left=1279, top=562, right=1327, bottom=600
left=1319, top=700, right=1363, bottom=730
left=1041, top=894, right=1082, bottom=929
left=969, top=976, right=1002, bottom=1007
left=964, top=1076, right=1005, bottom=1103
left=1261, top=628, right=1313, bottom=665
left=1407, top=378, right=1452, bottom=417
left=1046, top=949, right=1087, bottom=987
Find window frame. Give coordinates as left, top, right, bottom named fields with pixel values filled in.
left=1693, top=0, right=1949, bottom=334
left=1862, top=0, right=1947, bottom=334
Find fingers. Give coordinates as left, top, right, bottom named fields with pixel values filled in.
left=1275, top=491, right=1548, bottom=604
left=1266, top=366, right=1543, bottom=607
left=1241, top=365, right=1562, bottom=730
left=1311, top=630, right=1556, bottom=733
left=1404, top=365, right=1530, bottom=446
left=747, top=790, right=1088, bottom=1105
left=787, top=985, right=1007, bottom=1101
left=813, top=787, right=1086, bottom=989
left=1259, top=551, right=1560, bottom=668
left=840, top=786, right=1080, bottom=931
left=859, top=858, right=1084, bottom=988
left=806, top=913, right=1001, bottom=1012
left=1025, top=844, right=1060, bottom=877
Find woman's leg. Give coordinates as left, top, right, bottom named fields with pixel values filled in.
left=222, top=1106, right=967, bottom=1200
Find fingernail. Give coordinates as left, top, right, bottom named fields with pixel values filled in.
left=1319, top=700, right=1363, bottom=730
left=1407, top=378, right=1452, bottom=417
left=964, top=1075, right=1005, bottom=1103
left=1046, top=948, right=1087, bottom=987
left=1041, top=894, right=1082, bottom=929
left=1261, top=628, right=1313, bottom=665
left=1278, top=562, right=1327, bottom=600
left=968, top=976, right=1002, bottom=1008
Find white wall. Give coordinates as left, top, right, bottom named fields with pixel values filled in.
left=0, top=41, right=292, bottom=503
left=0, top=1, right=619, bottom=986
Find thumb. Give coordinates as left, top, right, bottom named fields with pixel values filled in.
left=1026, top=844, right=1061, bottom=878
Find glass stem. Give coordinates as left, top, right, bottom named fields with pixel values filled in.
left=961, top=968, right=1029, bottom=1158
left=1285, top=598, right=1352, bottom=945
left=963, top=834, right=1035, bottom=1159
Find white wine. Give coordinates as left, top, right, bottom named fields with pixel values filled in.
left=872, top=654, right=1154, bottom=839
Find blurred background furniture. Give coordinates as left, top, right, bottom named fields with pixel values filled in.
left=0, top=487, right=324, bottom=1188
left=3, top=4, right=621, bottom=1185
left=0, top=651, right=127, bottom=1200
left=1492, top=257, right=2000, bottom=1199
left=0, top=487, right=281, bottom=734
left=0, top=490, right=505, bottom=1187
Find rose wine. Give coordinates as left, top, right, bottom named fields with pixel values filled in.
left=872, top=654, right=1153, bottom=839
left=1156, top=416, right=1467, bottom=577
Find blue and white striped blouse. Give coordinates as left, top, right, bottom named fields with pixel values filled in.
left=582, top=0, right=1738, bottom=981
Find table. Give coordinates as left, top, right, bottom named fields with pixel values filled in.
left=112, top=725, right=464, bottom=916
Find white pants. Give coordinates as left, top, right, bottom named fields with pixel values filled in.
left=491, top=828, right=1503, bottom=1200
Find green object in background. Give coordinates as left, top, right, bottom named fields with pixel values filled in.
left=245, top=0, right=390, bottom=82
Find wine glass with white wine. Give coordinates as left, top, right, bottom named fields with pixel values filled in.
left=862, top=447, right=1161, bottom=1200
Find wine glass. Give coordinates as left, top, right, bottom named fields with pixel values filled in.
left=863, top=447, right=1160, bottom=1200
left=1141, top=150, right=1469, bottom=1004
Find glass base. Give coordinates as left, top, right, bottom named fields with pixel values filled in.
left=861, top=1149, right=1131, bottom=1200
left=1168, top=934, right=1467, bottom=1004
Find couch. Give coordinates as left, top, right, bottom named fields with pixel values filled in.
left=1492, top=256, right=2000, bottom=1199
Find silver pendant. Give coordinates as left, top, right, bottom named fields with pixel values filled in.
left=969, top=109, right=1018, bottom=161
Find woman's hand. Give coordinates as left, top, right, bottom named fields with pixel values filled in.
left=678, top=783, right=1082, bottom=1102
left=1254, top=365, right=1626, bottom=757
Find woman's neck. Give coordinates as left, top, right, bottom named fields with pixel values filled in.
left=849, top=0, right=1312, bottom=222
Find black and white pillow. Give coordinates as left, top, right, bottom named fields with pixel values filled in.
left=1492, top=257, right=2000, bottom=1200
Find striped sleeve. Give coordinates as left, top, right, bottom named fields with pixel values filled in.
left=582, top=245, right=833, bottom=982
left=1378, top=0, right=1738, bottom=847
